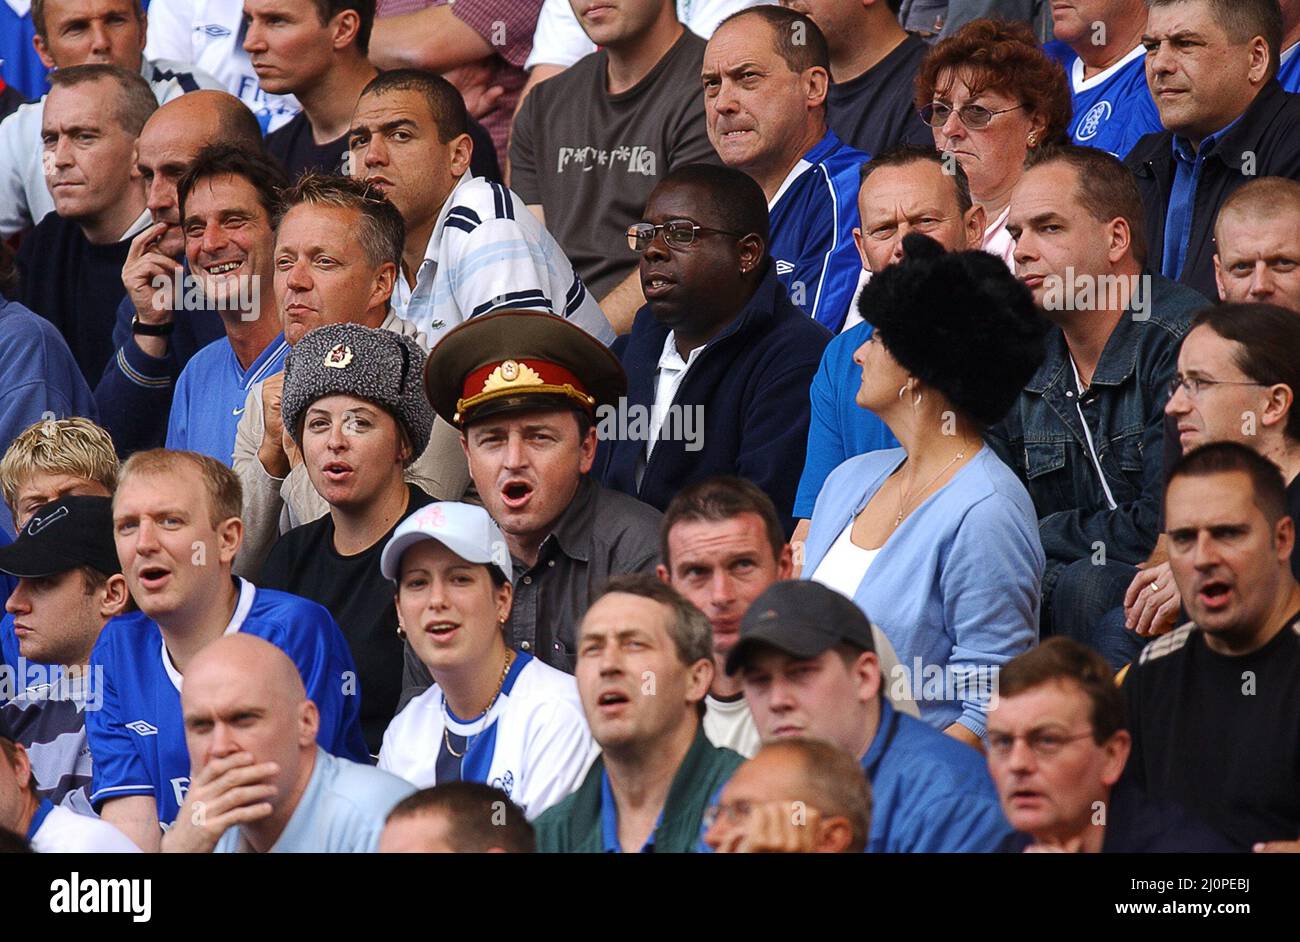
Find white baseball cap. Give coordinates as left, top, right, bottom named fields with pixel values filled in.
left=380, top=502, right=513, bottom=583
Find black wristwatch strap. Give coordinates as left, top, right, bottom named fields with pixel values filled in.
left=131, top=315, right=175, bottom=337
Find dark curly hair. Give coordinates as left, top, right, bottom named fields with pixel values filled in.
left=915, top=18, right=1072, bottom=148
left=858, top=233, right=1046, bottom=427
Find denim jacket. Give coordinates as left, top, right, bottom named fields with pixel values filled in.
left=987, top=275, right=1205, bottom=567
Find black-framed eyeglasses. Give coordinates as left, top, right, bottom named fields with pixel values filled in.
left=920, top=101, right=1026, bottom=129
left=626, top=219, right=746, bottom=253
left=1168, top=374, right=1269, bottom=399
left=986, top=728, right=1094, bottom=759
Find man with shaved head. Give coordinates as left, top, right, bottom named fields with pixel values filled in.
left=1213, top=177, right=1300, bottom=312
left=96, top=90, right=267, bottom=457
left=163, top=635, right=414, bottom=853
left=703, top=738, right=871, bottom=853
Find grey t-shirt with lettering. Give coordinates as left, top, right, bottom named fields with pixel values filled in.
left=510, top=30, right=719, bottom=301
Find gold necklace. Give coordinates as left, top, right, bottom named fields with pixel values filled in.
left=443, top=649, right=514, bottom=759
left=893, top=443, right=972, bottom=527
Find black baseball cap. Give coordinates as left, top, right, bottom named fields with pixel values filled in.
left=725, top=580, right=876, bottom=676
left=0, top=496, right=120, bottom=579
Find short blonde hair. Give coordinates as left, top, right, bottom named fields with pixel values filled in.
left=0, top=417, right=119, bottom=512
left=117, top=449, right=242, bottom=528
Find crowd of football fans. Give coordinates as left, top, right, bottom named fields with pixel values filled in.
left=1, top=0, right=1298, bottom=854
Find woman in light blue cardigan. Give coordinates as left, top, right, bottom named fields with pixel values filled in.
left=803, top=234, right=1047, bottom=745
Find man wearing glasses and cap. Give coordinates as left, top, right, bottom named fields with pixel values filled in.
left=728, top=579, right=1012, bottom=852
left=415, top=309, right=663, bottom=689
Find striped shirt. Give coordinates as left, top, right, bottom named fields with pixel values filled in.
left=1, top=669, right=96, bottom=816
left=391, top=173, right=615, bottom=348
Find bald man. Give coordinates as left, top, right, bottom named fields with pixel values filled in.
left=96, top=90, right=266, bottom=457
left=161, top=635, right=414, bottom=854
left=1213, top=177, right=1300, bottom=313
left=703, top=738, right=871, bottom=854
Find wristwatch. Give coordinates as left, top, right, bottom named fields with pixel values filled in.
left=131, top=314, right=175, bottom=337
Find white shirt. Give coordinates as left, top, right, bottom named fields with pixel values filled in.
left=525, top=0, right=770, bottom=70
left=703, top=694, right=762, bottom=758
left=144, top=0, right=300, bottom=132
left=0, top=57, right=225, bottom=237
left=646, top=331, right=705, bottom=465
left=811, top=521, right=881, bottom=597
left=30, top=803, right=141, bottom=853
left=391, top=173, right=614, bottom=348
left=810, top=523, right=921, bottom=719
left=982, top=205, right=1016, bottom=271
left=378, top=653, right=595, bottom=820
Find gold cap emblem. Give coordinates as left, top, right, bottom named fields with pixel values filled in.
left=481, top=359, right=542, bottom=394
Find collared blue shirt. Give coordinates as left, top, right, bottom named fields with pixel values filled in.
left=25, top=797, right=54, bottom=843
left=1161, top=115, right=1244, bottom=280
left=600, top=768, right=663, bottom=853
left=214, top=748, right=415, bottom=853
left=165, top=333, right=288, bottom=465
left=860, top=700, right=1011, bottom=853
left=793, top=320, right=900, bottom=517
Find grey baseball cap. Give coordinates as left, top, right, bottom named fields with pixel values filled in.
left=726, top=580, right=876, bottom=675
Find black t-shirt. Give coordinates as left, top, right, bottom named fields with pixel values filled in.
left=265, top=111, right=502, bottom=183
left=259, top=483, right=435, bottom=754
left=826, top=34, right=933, bottom=159
left=1122, top=612, right=1300, bottom=849
left=16, top=211, right=132, bottom=385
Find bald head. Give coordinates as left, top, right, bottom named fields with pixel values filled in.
left=138, top=91, right=264, bottom=257
left=1214, top=177, right=1300, bottom=312
left=186, top=634, right=307, bottom=706
left=181, top=634, right=318, bottom=797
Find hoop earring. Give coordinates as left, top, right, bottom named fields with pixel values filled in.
left=898, top=383, right=909, bottom=400
left=913, top=391, right=923, bottom=407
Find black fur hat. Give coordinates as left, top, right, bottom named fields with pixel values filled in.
left=857, top=233, right=1046, bottom=427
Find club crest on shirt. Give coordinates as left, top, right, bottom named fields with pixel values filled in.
left=323, top=343, right=354, bottom=369
left=491, top=770, right=515, bottom=798
left=1077, top=101, right=1113, bottom=142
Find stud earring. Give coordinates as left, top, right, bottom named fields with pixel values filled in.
left=1027, top=132, right=1039, bottom=147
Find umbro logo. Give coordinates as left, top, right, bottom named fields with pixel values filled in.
left=196, top=24, right=231, bottom=38
left=27, top=506, right=69, bottom=536
left=775, top=259, right=795, bottom=276
left=126, top=720, right=159, bottom=736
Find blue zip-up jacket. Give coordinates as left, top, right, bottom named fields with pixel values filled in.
left=768, top=128, right=869, bottom=333
left=986, top=275, right=1205, bottom=570
left=596, top=265, right=830, bottom=536
left=863, top=699, right=1011, bottom=853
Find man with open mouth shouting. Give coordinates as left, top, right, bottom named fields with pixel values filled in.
left=1122, top=441, right=1300, bottom=851
left=417, top=309, right=663, bottom=685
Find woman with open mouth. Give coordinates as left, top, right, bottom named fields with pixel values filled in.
left=260, top=323, right=438, bottom=756
left=376, top=502, right=595, bottom=820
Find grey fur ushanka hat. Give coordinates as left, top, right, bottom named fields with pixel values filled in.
left=281, top=323, right=434, bottom=460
